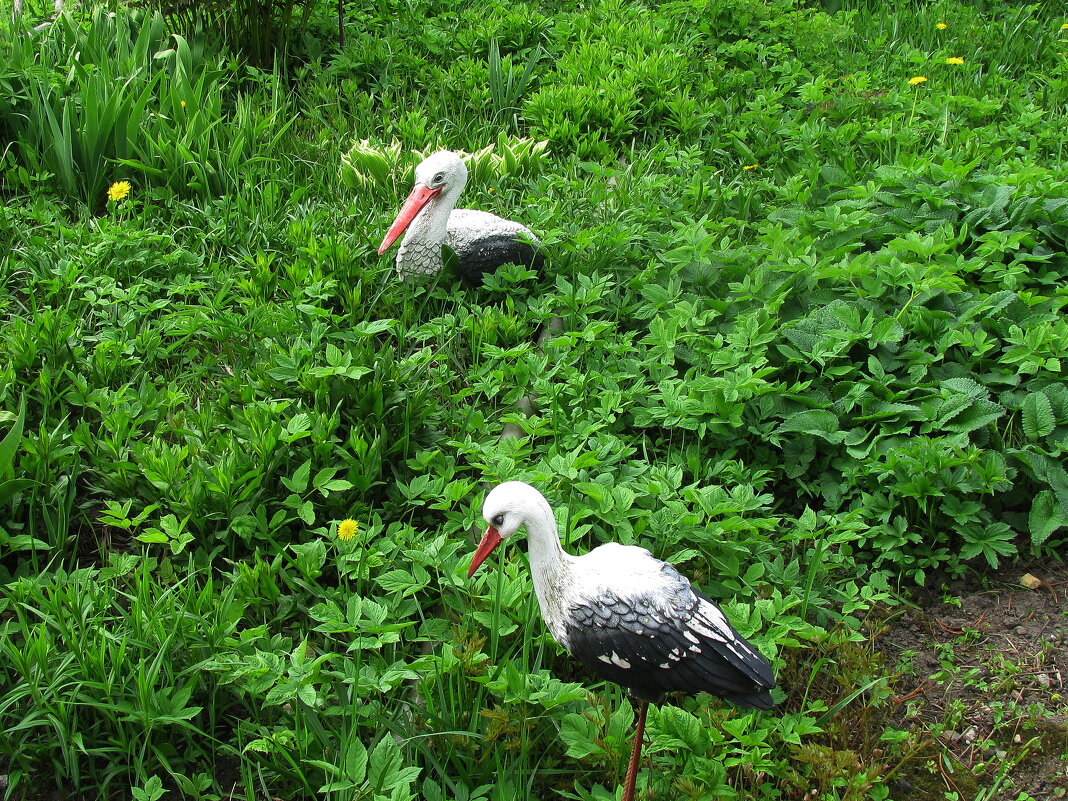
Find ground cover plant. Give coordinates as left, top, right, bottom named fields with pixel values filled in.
left=0, top=0, right=1066, bottom=798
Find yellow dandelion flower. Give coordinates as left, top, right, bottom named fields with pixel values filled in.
left=1062, top=22, right=1068, bottom=30
left=908, top=76, right=928, bottom=86
left=107, top=180, right=131, bottom=202
left=946, top=57, right=965, bottom=65
left=337, top=519, right=359, bottom=541
left=936, top=22, right=948, bottom=30
left=488, top=187, right=495, bottom=192
left=743, top=163, right=759, bottom=171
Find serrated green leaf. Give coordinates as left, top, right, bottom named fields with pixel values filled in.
left=282, top=459, right=312, bottom=494
left=375, top=568, right=429, bottom=596
left=346, top=738, right=368, bottom=785
left=776, top=410, right=843, bottom=443
left=1021, top=391, right=1055, bottom=440
left=1029, top=490, right=1067, bottom=546
left=368, top=735, right=419, bottom=798
left=657, top=705, right=706, bottom=752
left=943, top=399, right=1004, bottom=434
left=559, top=712, right=603, bottom=759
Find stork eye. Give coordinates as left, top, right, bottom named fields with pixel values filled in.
left=491, top=514, right=505, bottom=527
left=433, top=172, right=445, bottom=184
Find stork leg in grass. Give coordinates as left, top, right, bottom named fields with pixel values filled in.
left=377, top=150, right=543, bottom=285
left=467, top=481, right=777, bottom=801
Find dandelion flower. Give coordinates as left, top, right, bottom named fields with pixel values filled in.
left=936, top=22, right=948, bottom=30
left=337, top=519, right=359, bottom=541
left=743, top=163, right=759, bottom=171
left=1062, top=22, right=1068, bottom=30
left=107, top=180, right=131, bottom=202
left=908, top=76, right=929, bottom=86
left=946, top=57, right=965, bottom=65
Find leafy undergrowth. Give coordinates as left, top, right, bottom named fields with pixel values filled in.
left=1, top=0, right=1067, bottom=798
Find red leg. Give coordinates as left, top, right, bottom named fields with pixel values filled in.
left=621, top=701, right=648, bottom=801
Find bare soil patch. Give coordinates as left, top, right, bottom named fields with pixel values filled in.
left=879, top=562, right=1068, bottom=800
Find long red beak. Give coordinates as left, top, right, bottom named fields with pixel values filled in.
left=377, top=184, right=442, bottom=254
left=467, top=527, right=503, bottom=578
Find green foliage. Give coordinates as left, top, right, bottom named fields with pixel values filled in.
left=1, top=0, right=1067, bottom=798
left=150, top=0, right=315, bottom=66
left=0, top=8, right=293, bottom=206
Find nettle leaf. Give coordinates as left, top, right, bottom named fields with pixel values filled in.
left=943, top=399, right=1004, bottom=434
left=869, top=317, right=904, bottom=346
left=782, top=435, right=815, bottom=479
left=1021, top=391, right=1055, bottom=440
left=855, top=401, right=923, bottom=422
left=1043, top=383, right=1068, bottom=421
left=776, top=410, right=843, bottom=443
left=1029, top=490, right=1068, bottom=546
left=654, top=706, right=706, bottom=752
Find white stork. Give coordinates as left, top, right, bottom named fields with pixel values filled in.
left=468, top=481, right=777, bottom=801
left=377, top=150, right=543, bottom=285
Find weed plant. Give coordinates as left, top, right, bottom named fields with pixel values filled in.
left=1, top=0, right=1067, bottom=798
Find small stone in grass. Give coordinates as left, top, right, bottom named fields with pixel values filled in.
left=1019, top=573, right=1042, bottom=589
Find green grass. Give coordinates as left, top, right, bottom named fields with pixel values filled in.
left=1, top=0, right=1067, bottom=798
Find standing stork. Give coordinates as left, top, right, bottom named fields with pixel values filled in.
left=377, top=150, right=543, bottom=285
left=467, top=481, right=777, bottom=801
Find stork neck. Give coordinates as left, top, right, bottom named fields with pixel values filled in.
left=522, top=496, right=573, bottom=624
left=396, top=182, right=464, bottom=276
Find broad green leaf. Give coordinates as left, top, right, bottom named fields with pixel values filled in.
left=0, top=397, right=26, bottom=474
left=368, top=735, right=420, bottom=798
left=776, top=410, right=843, bottom=443
left=1029, top=490, right=1067, bottom=546
left=1021, top=391, right=1055, bottom=440
left=282, top=459, right=312, bottom=494
left=0, top=478, right=34, bottom=507
left=559, top=712, right=604, bottom=759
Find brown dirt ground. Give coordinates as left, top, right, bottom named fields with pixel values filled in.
left=878, top=561, right=1068, bottom=800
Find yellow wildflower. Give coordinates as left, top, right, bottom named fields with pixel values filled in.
left=936, top=22, right=948, bottom=30
left=180, top=99, right=187, bottom=108
left=1062, top=22, right=1068, bottom=30
left=107, top=180, right=131, bottom=202
left=908, top=76, right=928, bottom=86
left=337, top=519, right=359, bottom=541
left=946, top=57, right=965, bottom=65
left=743, top=163, right=759, bottom=171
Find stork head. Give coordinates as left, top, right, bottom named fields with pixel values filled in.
left=467, top=481, right=545, bottom=578
left=377, top=151, right=469, bottom=255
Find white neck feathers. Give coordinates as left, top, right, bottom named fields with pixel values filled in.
left=395, top=181, right=464, bottom=277
left=512, top=489, right=574, bottom=640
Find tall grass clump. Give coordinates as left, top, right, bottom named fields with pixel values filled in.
left=0, top=7, right=293, bottom=206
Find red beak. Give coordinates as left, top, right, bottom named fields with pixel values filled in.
left=467, top=527, right=503, bottom=578
left=377, top=184, right=442, bottom=254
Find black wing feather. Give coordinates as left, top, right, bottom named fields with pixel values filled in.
left=563, top=563, right=776, bottom=707
left=453, top=234, right=543, bottom=285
